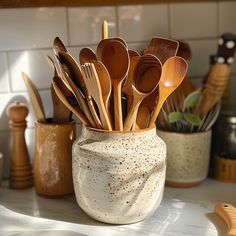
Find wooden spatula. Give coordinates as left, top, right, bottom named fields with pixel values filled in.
left=144, top=37, right=179, bottom=64
left=22, top=72, right=46, bottom=122
left=215, top=203, right=236, bottom=236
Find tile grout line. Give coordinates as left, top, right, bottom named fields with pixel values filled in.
left=115, top=6, right=120, bottom=37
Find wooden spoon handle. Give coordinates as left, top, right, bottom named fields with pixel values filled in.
left=113, top=82, right=123, bottom=131
left=52, top=82, right=90, bottom=126
left=124, top=93, right=144, bottom=131
left=215, top=203, right=236, bottom=236
left=86, top=97, right=103, bottom=129
left=102, top=20, right=108, bottom=39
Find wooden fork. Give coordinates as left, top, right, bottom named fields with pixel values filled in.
left=81, top=63, right=112, bottom=131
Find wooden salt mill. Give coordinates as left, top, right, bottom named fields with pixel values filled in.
left=6, top=101, right=33, bottom=189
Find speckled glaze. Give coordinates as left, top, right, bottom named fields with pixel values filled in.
left=34, top=120, right=76, bottom=196
left=72, top=126, right=166, bottom=224
left=157, top=130, right=212, bottom=187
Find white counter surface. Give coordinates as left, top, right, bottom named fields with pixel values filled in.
left=0, top=179, right=235, bottom=236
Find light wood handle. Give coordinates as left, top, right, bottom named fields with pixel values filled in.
left=52, top=82, right=90, bottom=126
left=113, top=81, right=123, bottom=131
left=102, top=20, right=108, bottom=39
left=86, top=97, right=103, bottom=129
left=215, top=203, right=236, bottom=236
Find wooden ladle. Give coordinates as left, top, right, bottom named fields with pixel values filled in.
left=124, top=54, right=162, bottom=131
left=148, top=56, right=188, bottom=128
left=79, top=47, right=97, bottom=65
left=97, top=39, right=129, bottom=131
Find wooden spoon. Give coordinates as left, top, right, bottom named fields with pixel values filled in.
left=124, top=54, right=162, bottom=131
left=22, top=72, right=46, bottom=122
left=92, top=60, right=112, bottom=118
left=149, top=56, right=188, bottom=128
left=144, top=37, right=179, bottom=64
left=53, top=37, right=67, bottom=56
left=122, top=56, right=140, bottom=111
left=177, top=41, right=192, bottom=61
left=97, top=39, right=129, bottom=131
left=136, top=106, right=151, bottom=130
left=52, top=78, right=90, bottom=126
left=215, top=203, right=236, bottom=236
left=128, top=49, right=140, bottom=58
left=79, top=48, right=97, bottom=65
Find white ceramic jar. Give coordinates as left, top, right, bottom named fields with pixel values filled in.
left=72, top=127, right=166, bottom=224
left=157, top=130, right=212, bottom=187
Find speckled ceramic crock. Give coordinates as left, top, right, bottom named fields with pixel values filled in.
left=157, top=129, right=212, bottom=188
left=72, top=126, right=166, bottom=224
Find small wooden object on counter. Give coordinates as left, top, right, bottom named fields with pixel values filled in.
left=215, top=203, right=236, bottom=236
left=6, top=101, right=33, bottom=189
left=213, top=155, right=236, bottom=183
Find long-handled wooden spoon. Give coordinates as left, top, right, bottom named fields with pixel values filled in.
left=124, top=54, right=162, bottom=131
left=52, top=78, right=90, bottom=126
left=215, top=203, right=236, bottom=236
left=79, top=47, right=97, bottom=65
left=122, top=55, right=140, bottom=111
left=102, top=20, right=108, bottom=39
left=97, top=39, right=129, bottom=130
left=22, top=72, right=46, bottom=122
left=149, top=56, right=188, bottom=128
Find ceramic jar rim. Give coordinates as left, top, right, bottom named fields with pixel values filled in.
left=83, top=125, right=156, bottom=134
left=157, top=128, right=211, bottom=136
left=35, top=118, right=75, bottom=127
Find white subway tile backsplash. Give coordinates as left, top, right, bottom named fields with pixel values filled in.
left=8, top=49, right=54, bottom=92
left=118, top=4, right=168, bottom=42
left=186, top=39, right=218, bottom=77
left=0, top=8, right=68, bottom=51
left=170, top=2, right=218, bottom=39
left=0, top=53, right=10, bottom=93
left=68, top=7, right=117, bottom=46
left=219, top=1, right=236, bottom=35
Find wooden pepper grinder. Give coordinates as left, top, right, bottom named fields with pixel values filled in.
left=6, top=101, right=33, bottom=189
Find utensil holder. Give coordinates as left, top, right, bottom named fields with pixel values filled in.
left=34, top=119, right=76, bottom=196
left=72, top=126, right=166, bottom=224
left=157, top=129, right=212, bottom=187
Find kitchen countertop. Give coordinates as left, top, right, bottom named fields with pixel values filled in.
left=0, top=178, right=234, bottom=236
